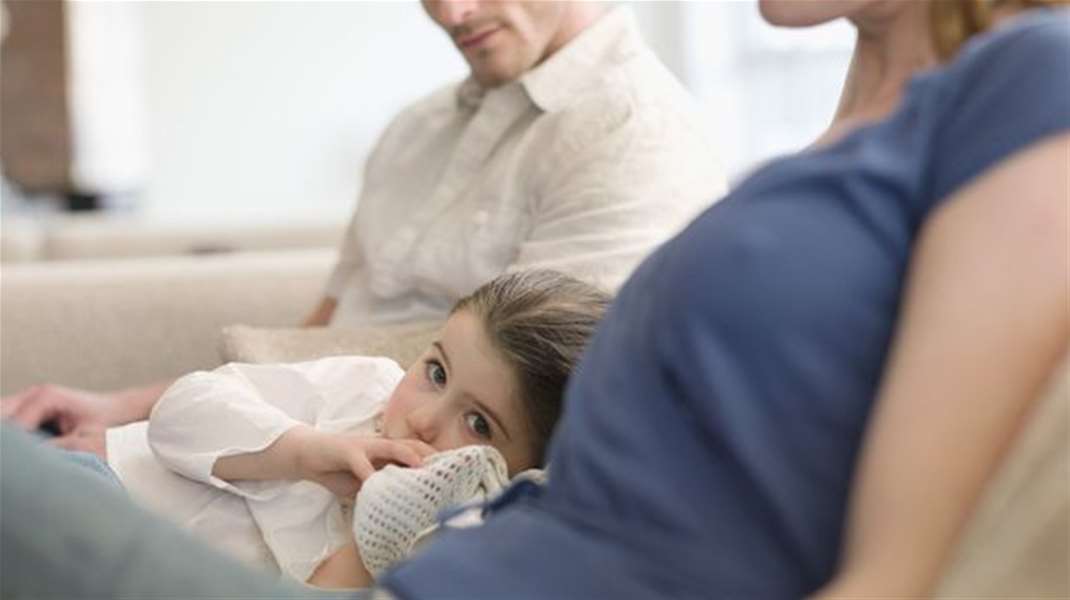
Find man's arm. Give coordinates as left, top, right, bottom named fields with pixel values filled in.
left=303, top=297, right=338, bottom=327
left=813, top=133, right=1069, bottom=597
left=1, top=380, right=173, bottom=457
left=313, top=182, right=367, bottom=327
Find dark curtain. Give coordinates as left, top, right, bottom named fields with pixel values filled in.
left=1, top=0, right=73, bottom=195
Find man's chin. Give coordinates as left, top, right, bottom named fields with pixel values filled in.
left=469, top=62, right=523, bottom=88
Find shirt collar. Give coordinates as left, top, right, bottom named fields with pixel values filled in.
left=454, top=7, right=642, bottom=113
left=456, top=77, right=486, bottom=111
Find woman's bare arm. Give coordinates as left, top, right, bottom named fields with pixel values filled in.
left=814, top=133, right=1070, bottom=597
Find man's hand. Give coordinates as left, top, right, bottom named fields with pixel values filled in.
left=296, top=430, right=437, bottom=497
left=1, top=385, right=125, bottom=459
left=2, top=382, right=171, bottom=459
left=3, top=385, right=122, bottom=431
left=302, top=297, right=338, bottom=327
left=50, top=423, right=109, bottom=457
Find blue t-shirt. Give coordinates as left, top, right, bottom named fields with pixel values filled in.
left=384, top=11, right=1070, bottom=599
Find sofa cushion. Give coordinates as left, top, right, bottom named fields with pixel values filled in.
left=219, top=321, right=442, bottom=369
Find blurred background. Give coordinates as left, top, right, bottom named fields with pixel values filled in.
left=0, top=0, right=852, bottom=254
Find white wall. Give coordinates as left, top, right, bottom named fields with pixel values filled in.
left=681, top=2, right=855, bottom=178
left=67, top=0, right=149, bottom=195
left=135, top=1, right=712, bottom=223
left=138, top=1, right=466, bottom=223
left=61, top=1, right=852, bottom=222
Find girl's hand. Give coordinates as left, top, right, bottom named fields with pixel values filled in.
left=297, top=430, right=436, bottom=497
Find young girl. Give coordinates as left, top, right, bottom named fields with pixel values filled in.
left=103, top=269, right=609, bottom=589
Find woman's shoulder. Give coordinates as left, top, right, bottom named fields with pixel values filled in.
left=940, top=8, right=1069, bottom=98
left=963, top=8, right=1069, bottom=57
left=923, top=8, right=1070, bottom=203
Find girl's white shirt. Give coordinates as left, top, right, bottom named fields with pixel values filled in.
left=105, top=356, right=404, bottom=582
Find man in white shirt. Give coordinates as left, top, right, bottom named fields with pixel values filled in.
left=305, top=0, right=726, bottom=326
left=3, top=0, right=725, bottom=455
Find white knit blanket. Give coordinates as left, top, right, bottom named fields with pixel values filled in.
left=354, top=445, right=516, bottom=576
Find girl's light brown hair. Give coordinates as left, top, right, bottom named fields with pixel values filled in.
left=932, top=0, right=1070, bottom=59
left=452, top=269, right=611, bottom=464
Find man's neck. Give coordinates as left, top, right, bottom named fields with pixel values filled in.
left=543, top=2, right=610, bottom=61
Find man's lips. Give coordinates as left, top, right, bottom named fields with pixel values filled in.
left=457, top=27, right=501, bottom=49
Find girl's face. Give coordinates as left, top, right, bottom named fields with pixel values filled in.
left=380, top=309, right=538, bottom=475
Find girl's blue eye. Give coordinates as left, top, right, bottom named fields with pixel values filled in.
left=425, top=360, right=447, bottom=388
left=465, top=412, right=492, bottom=440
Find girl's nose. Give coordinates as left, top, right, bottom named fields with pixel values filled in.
left=404, top=402, right=441, bottom=447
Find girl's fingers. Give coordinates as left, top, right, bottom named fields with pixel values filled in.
left=335, top=436, right=439, bottom=485
left=401, top=439, right=438, bottom=458
left=320, top=473, right=361, bottom=498
left=368, top=439, right=425, bottom=468
left=348, top=453, right=376, bottom=482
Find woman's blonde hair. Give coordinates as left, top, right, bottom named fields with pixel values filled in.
left=931, top=0, right=1070, bottom=59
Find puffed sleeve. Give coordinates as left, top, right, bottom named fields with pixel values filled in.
left=147, top=356, right=403, bottom=501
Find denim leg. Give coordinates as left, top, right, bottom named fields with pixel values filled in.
left=63, top=449, right=124, bottom=488
left=1, top=425, right=361, bottom=600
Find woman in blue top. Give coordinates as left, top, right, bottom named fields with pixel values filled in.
left=381, top=2, right=1070, bottom=599
left=0, top=2, right=1066, bottom=599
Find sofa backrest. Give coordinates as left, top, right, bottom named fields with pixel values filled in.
left=934, top=354, right=1069, bottom=598
left=0, top=249, right=333, bottom=393
left=1, top=214, right=345, bottom=262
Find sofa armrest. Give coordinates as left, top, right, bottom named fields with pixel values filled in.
left=0, top=249, right=333, bottom=394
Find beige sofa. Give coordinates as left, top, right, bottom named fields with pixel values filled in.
left=0, top=250, right=1065, bottom=596
left=0, top=249, right=334, bottom=393
left=1, top=213, right=346, bottom=263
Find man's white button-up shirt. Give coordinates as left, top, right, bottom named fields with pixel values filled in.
left=326, top=8, right=726, bottom=326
